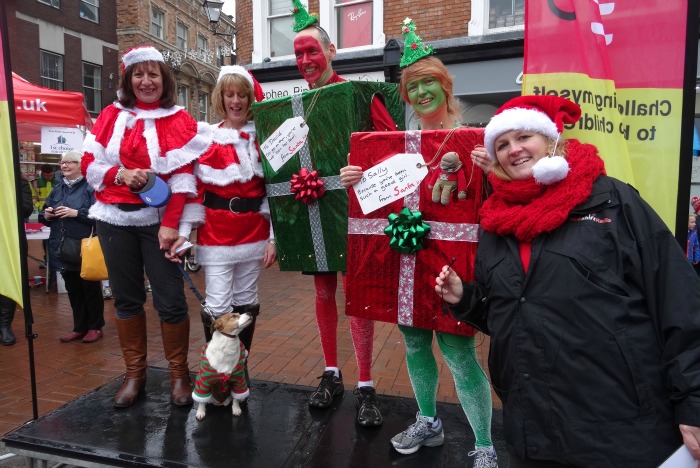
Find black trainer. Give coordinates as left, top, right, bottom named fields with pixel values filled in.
left=309, top=370, right=344, bottom=408
left=353, top=386, right=383, bottom=427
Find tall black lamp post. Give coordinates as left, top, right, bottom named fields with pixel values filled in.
left=203, top=0, right=237, bottom=64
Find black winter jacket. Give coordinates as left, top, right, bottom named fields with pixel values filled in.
left=39, top=177, right=95, bottom=272
left=452, top=175, right=700, bottom=467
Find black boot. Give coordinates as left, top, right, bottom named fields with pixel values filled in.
left=0, top=295, right=17, bottom=346
left=233, top=303, right=259, bottom=352
left=200, top=308, right=214, bottom=343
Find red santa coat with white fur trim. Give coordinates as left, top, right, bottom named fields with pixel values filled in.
left=194, top=122, right=271, bottom=266
left=81, top=102, right=210, bottom=229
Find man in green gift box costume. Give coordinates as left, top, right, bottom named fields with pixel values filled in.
left=291, top=0, right=395, bottom=427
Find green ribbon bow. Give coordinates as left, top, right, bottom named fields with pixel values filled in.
left=384, top=207, right=431, bottom=255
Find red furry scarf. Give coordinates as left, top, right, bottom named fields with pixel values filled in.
left=480, top=140, right=606, bottom=242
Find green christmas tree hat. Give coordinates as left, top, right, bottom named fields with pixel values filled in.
left=291, top=0, right=319, bottom=32
left=399, top=18, right=434, bottom=68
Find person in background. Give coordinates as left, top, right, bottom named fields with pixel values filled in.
left=340, top=19, right=496, bottom=465
left=195, top=66, right=276, bottom=356
left=436, top=94, right=700, bottom=467
left=688, top=213, right=700, bottom=277
left=0, top=176, right=34, bottom=346
left=81, top=46, right=210, bottom=408
left=40, top=151, right=104, bottom=344
left=30, top=164, right=57, bottom=212
left=289, top=0, right=395, bottom=427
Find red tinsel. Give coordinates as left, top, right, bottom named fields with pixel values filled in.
left=290, top=168, right=326, bottom=205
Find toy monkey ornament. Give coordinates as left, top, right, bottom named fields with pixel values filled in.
left=427, top=152, right=467, bottom=205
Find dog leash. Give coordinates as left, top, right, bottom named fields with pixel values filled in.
left=178, top=263, right=216, bottom=320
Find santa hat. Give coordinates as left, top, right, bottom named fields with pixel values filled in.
left=291, top=0, right=318, bottom=32
left=484, top=95, right=581, bottom=185
left=122, top=46, right=164, bottom=72
left=218, top=65, right=265, bottom=102
left=692, top=196, right=700, bottom=213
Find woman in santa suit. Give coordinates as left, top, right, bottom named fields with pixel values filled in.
left=81, top=46, right=210, bottom=409
left=195, top=66, right=276, bottom=354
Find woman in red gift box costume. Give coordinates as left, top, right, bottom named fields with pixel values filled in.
left=341, top=20, right=496, bottom=465
left=436, top=94, right=700, bottom=467
left=81, top=46, right=210, bottom=408
left=195, top=66, right=276, bottom=352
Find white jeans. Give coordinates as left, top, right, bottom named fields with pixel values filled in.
left=204, top=260, right=262, bottom=316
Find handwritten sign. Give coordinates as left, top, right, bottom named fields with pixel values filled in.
left=354, top=153, right=428, bottom=215
left=260, top=116, right=309, bottom=172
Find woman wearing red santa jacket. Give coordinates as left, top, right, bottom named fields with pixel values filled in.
left=81, top=46, right=210, bottom=409
left=195, top=66, right=276, bottom=353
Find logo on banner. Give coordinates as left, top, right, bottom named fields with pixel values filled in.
left=17, top=98, right=48, bottom=112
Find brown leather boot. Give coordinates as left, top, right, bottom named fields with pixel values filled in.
left=161, top=319, right=193, bottom=406
left=114, top=315, right=147, bottom=408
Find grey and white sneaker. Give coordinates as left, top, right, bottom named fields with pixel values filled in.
left=102, top=286, right=113, bottom=300
left=390, top=412, right=445, bottom=454
left=469, top=446, right=499, bottom=468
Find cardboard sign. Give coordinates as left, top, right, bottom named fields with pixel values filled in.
left=353, top=153, right=428, bottom=214
left=259, top=116, right=309, bottom=173
left=40, top=126, right=84, bottom=154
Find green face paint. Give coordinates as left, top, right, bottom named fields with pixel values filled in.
left=406, top=77, right=446, bottom=117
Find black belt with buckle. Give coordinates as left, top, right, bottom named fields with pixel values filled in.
left=203, top=192, right=263, bottom=213
left=116, top=203, right=148, bottom=212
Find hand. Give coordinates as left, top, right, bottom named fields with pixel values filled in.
left=164, top=236, right=188, bottom=263
left=262, top=242, right=277, bottom=268
left=339, top=165, right=363, bottom=188
left=43, top=206, right=55, bottom=220
left=471, top=145, right=493, bottom=174
left=434, top=265, right=464, bottom=304
left=54, top=206, right=78, bottom=218
left=158, top=226, right=180, bottom=253
left=679, top=424, right=700, bottom=464
left=121, top=168, right=152, bottom=191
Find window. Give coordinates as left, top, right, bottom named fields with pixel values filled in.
left=334, top=0, right=372, bottom=48
left=176, top=23, right=188, bottom=51
left=268, top=0, right=295, bottom=58
left=83, top=62, right=102, bottom=113
left=40, top=50, right=63, bottom=90
left=80, top=0, right=99, bottom=22
left=488, top=0, right=525, bottom=29
left=216, top=45, right=225, bottom=67
left=197, top=35, right=208, bottom=56
left=469, top=0, right=525, bottom=36
left=151, top=8, right=164, bottom=39
left=38, top=0, right=60, bottom=7
left=177, top=85, right=189, bottom=109
left=199, top=93, right=209, bottom=122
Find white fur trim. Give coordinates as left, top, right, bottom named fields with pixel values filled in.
left=122, top=47, right=164, bottom=68
left=83, top=134, right=111, bottom=191
left=218, top=65, right=254, bottom=87
left=484, top=107, right=559, bottom=160
left=88, top=201, right=161, bottom=226
left=168, top=173, right=197, bottom=195
left=532, top=155, right=570, bottom=185
left=232, top=388, right=250, bottom=400
left=260, top=197, right=270, bottom=217
left=195, top=125, right=262, bottom=185
left=197, top=241, right=267, bottom=266
left=180, top=203, right=205, bottom=227
left=192, top=392, right=211, bottom=403
left=141, top=119, right=212, bottom=175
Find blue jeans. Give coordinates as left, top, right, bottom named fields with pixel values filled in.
left=96, top=221, right=187, bottom=323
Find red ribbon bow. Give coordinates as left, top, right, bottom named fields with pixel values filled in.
left=290, top=168, right=325, bottom=205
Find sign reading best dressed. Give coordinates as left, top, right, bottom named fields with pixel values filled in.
left=40, top=126, right=84, bottom=154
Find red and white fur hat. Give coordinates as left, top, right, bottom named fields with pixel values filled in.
left=484, top=95, right=581, bottom=185
left=122, top=46, right=164, bottom=72
left=218, top=65, right=265, bottom=102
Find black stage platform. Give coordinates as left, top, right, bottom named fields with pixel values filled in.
left=3, top=367, right=507, bottom=467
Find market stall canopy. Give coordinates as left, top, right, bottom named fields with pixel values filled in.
left=12, top=72, right=93, bottom=142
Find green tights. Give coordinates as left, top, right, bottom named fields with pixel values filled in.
left=399, top=324, right=493, bottom=447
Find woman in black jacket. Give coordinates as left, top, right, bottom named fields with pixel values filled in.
left=41, top=151, right=104, bottom=343
left=435, top=95, right=700, bottom=467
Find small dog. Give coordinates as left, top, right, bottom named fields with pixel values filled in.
left=192, top=312, right=252, bottom=421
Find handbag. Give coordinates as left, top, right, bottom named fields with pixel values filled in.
left=80, top=229, right=108, bottom=281
left=58, top=231, right=82, bottom=268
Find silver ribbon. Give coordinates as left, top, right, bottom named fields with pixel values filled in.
left=263, top=93, right=345, bottom=271
left=349, top=130, right=479, bottom=327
